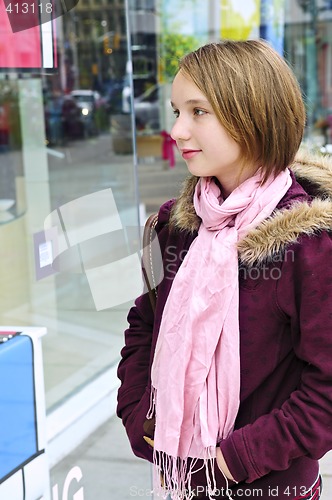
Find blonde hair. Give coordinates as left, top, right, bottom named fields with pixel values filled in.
left=179, top=40, right=306, bottom=182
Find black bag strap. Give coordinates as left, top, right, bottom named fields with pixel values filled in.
left=142, top=213, right=159, bottom=312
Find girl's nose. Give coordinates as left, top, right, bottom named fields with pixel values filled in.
left=170, top=116, right=191, bottom=142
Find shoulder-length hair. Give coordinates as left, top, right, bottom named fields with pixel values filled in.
left=178, top=40, right=306, bottom=182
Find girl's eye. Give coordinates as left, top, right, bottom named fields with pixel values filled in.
left=172, top=109, right=180, bottom=118
left=194, top=108, right=206, bottom=116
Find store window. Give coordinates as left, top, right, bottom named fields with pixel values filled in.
left=0, top=0, right=138, bottom=432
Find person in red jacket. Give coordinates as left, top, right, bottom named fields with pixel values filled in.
left=117, top=39, right=332, bottom=499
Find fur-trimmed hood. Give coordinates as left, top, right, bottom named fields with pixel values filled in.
left=170, top=151, right=332, bottom=267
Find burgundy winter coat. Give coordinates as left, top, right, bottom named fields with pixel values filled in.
left=117, top=153, right=332, bottom=499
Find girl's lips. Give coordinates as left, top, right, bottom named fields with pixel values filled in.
left=181, top=149, right=201, bottom=160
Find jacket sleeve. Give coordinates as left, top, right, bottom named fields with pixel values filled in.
left=220, top=231, right=332, bottom=483
left=117, top=291, right=154, bottom=462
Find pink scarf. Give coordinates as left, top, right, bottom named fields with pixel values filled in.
left=148, top=169, right=292, bottom=499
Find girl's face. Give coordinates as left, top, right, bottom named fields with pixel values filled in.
left=170, top=71, right=257, bottom=197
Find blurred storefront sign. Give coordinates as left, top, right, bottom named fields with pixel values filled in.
left=0, top=0, right=57, bottom=71
left=220, top=0, right=261, bottom=40
left=260, top=0, right=285, bottom=54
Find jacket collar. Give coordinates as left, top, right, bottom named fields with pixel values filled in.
left=170, top=151, right=332, bottom=267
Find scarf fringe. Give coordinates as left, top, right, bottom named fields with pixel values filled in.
left=147, top=389, right=233, bottom=499
left=151, top=447, right=232, bottom=500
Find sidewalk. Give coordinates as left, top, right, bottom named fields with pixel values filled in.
left=320, top=453, right=332, bottom=499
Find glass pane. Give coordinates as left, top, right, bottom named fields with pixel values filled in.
left=1, top=0, right=331, bottom=498
left=0, top=0, right=149, bottom=493
left=0, top=3, right=139, bottom=409
left=0, top=4, right=138, bottom=410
